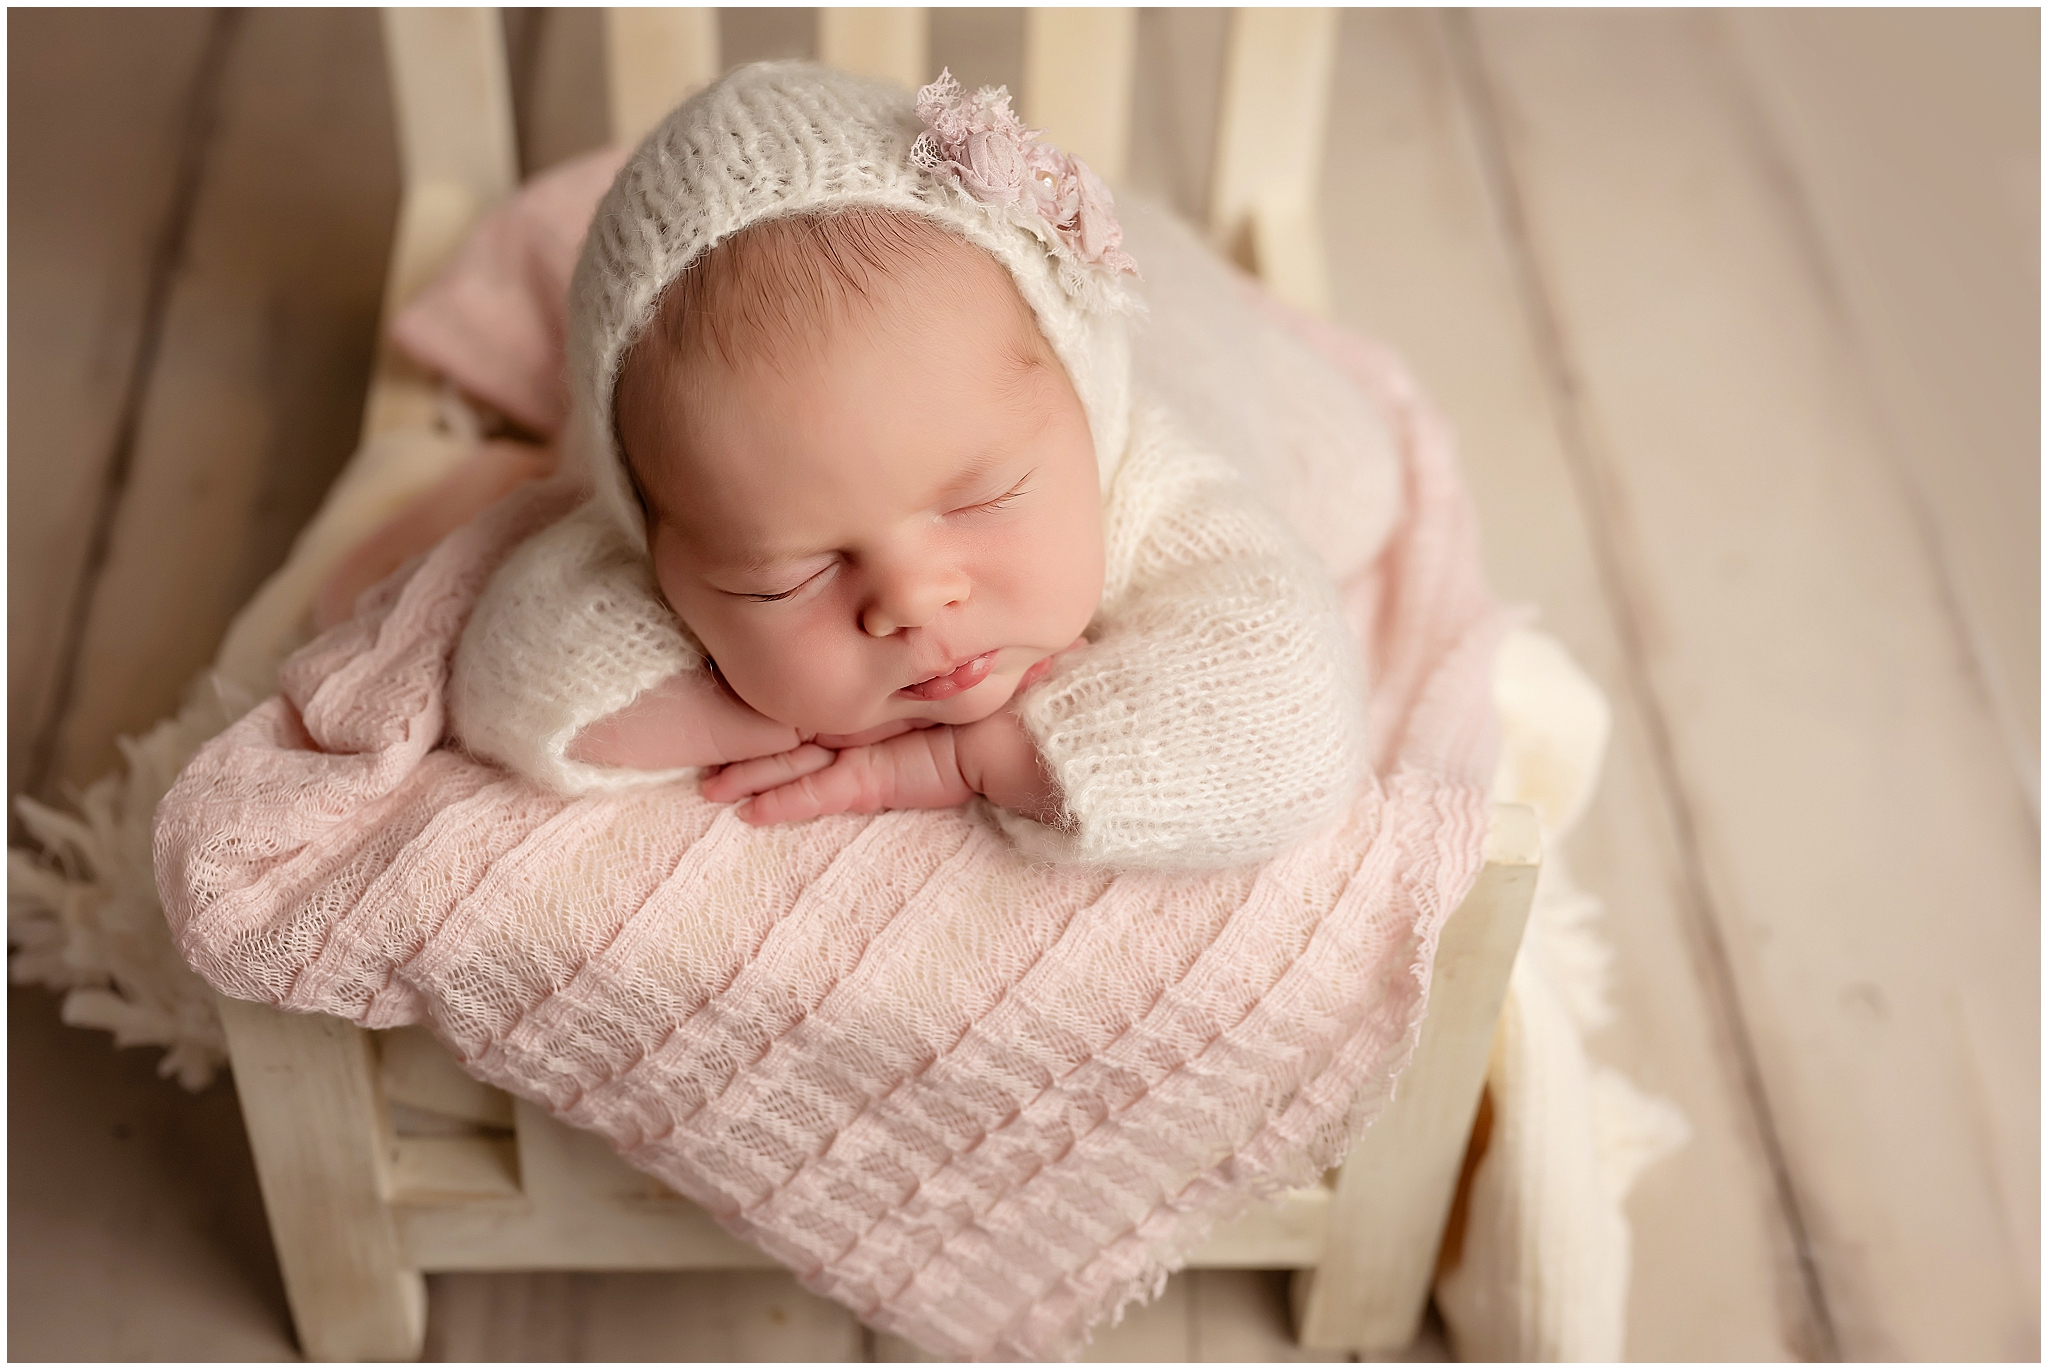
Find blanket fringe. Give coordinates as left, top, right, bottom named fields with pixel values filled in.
left=8, top=674, right=251, bottom=1090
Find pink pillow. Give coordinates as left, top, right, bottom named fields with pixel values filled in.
left=389, top=147, right=630, bottom=436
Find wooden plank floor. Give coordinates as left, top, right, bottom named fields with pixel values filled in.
left=8, top=9, right=2036, bottom=1361
left=6, top=8, right=227, bottom=823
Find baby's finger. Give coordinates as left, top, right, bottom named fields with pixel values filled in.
left=735, top=764, right=858, bottom=825
left=738, top=731, right=974, bottom=824
left=736, top=744, right=908, bottom=824
left=700, top=744, right=835, bottom=802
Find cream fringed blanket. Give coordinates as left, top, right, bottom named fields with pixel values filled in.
left=154, top=318, right=1506, bottom=1359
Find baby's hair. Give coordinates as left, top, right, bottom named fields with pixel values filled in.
left=615, top=208, right=1056, bottom=521
left=652, top=209, right=954, bottom=373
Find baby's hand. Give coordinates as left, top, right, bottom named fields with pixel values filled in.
left=699, top=642, right=1082, bottom=825
left=699, top=722, right=969, bottom=822
left=702, top=710, right=1063, bottom=827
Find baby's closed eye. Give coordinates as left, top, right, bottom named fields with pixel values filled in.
left=725, top=559, right=838, bottom=603
left=743, top=579, right=815, bottom=603
left=949, top=471, right=1034, bottom=517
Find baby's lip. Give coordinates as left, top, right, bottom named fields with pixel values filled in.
left=897, top=650, right=998, bottom=701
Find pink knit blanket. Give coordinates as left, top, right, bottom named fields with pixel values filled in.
left=154, top=170, right=1505, bottom=1357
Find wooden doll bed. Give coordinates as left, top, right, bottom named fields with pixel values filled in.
left=193, top=9, right=1536, bottom=1359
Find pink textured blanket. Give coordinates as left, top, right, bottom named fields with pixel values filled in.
left=154, top=161, right=1506, bottom=1359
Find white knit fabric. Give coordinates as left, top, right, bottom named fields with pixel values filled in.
left=996, top=401, right=1367, bottom=865
left=1117, top=198, right=1400, bottom=586
left=454, top=395, right=1370, bottom=868
left=448, top=497, right=704, bottom=795
left=452, top=64, right=1391, bottom=867
left=568, top=61, right=1138, bottom=554
left=1440, top=628, right=1693, bottom=1361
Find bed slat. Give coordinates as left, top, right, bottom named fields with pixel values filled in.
left=1209, top=8, right=1339, bottom=314
left=380, top=9, right=517, bottom=205
left=605, top=8, right=718, bottom=146
left=1023, top=8, right=1137, bottom=184
left=817, top=8, right=929, bottom=91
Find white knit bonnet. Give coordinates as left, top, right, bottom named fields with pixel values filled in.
left=568, top=61, right=1141, bottom=554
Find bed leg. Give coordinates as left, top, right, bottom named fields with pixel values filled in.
left=218, top=996, right=426, bottom=1361
left=1293, top=805, right=1538, bottom=1353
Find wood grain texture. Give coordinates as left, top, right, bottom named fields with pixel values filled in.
left=1463, top=9, right=2039, bottom=1357
left=12, top=7, right=2036, bottom=1363
left=391, top=1136, right=523, bottom=1202
left=378, top=1026, right=515, bottom=1128
left=425, top=1268, right=866, bottom=1361
left=606, top=7, right=719, bottom=144
left=818, top=7, right=928, bottom=90
left=5, top=8, right=223, bottom=811
left=1319, top=10, right=1810, bottom=1358
left=42, top=8, right=399, bottom=792
left=1024, top=8, right=1137, bottom=182
left=6, top=987, right=296, bottom=1360
left=1725, top=9, right=2041, bottom=806
left=217, top=998, right=425, bottom=1360
left=1295, top=806, right=1538, bottom=1352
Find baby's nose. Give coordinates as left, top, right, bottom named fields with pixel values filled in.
left=861, top=564, right=970, bottom=637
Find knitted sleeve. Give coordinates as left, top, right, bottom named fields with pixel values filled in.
left=447, top=499, right=705, bottom=794
left=997, top=402, right=1371, bottom=869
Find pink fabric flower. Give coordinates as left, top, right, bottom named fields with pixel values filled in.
left=959, top=125, right=1027, bottom=204
left=912, top=69, right=1138, bottom=277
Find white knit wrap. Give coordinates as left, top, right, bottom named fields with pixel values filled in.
left=449, top=80, right=1395, bottom=866
left=568, top=61, right=1138, bottom=555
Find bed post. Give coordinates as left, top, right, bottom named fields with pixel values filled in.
left=1292, top=803, right=1540, bottom=1352
left=816, top=8, right=928, bottom=92
left=604, top=8, right=719, bottom=145
left=1209, top=7, right=1340, bottom=315
left=1023, top=8, right=1138, bottom=183
left=218, top=997, right=425, bottom=1360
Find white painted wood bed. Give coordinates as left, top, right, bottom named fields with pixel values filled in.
left=207, top=10, right=1538, bottom=1358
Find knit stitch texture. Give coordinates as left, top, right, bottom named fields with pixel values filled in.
left=451, top=88, right=1387, bottom=865
left=567, top=62, right=1138, bottom=557
left=154, top=307, right=1508, bottom=1359
left=452, top=390, right=1371, bottom=867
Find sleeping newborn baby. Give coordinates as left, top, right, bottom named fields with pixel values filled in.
left=449, top=63, right=1375, bottom=868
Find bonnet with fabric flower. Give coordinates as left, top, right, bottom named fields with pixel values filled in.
left=568, top=61, right=1142, bottom=555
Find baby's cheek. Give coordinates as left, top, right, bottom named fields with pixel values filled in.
left=1018, top=557, right=1101, bottom=647
left=731, top=624, right=883, bottom=731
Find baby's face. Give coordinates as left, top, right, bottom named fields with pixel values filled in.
left=616, top=229, right=1105, bottom=737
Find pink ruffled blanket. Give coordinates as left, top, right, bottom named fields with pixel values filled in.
left=154, top=155, right=1505, bottom=1360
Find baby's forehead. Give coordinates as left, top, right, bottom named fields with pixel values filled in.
left=616, top=210, right=1060, bottom=514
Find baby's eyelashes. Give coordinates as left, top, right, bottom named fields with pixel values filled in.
left=949, top=471, right=1034, bottom=517
left=727, top=561, right=835, bottom=602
